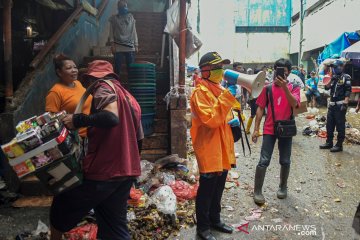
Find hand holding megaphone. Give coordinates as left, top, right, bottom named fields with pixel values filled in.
left=223, top=70, right=266, bottom=98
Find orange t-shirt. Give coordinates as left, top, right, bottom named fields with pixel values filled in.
left=46, top=80, right=92, bottom=137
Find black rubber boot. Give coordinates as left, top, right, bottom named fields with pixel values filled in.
left=253, top=166, right=267, bottom=205
left=197, top=230, right=217, bottom=240
left=319, top=141, right=333, bottom=149
left=277, top=166, right=290, bottom=199
left=330, top=143, right=343, bottom=152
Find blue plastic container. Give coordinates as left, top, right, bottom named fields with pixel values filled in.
left=141, top=113, right=156, bottom=136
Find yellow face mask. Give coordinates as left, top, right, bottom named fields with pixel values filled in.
left=208, top=69, right=224, bottom=84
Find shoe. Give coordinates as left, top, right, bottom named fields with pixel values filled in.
left=330, top=145, right=343, bottom=152
left=253, top=166, right=267, bottom=205
left=211, top=222, right=233, bottom=234
left=197, top=229, right=217, bottom=240
left=277, top=166, right=290, bottom=199
left=319, top=142, right=333, bottom=149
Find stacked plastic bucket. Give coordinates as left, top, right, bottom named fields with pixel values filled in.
left=128, top=63, right=156, bottom=136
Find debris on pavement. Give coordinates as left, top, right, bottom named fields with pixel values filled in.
left=334, top=198, right=341, bottom=203
left=271, top=218, right=283, bottom=223
left=245, top=208, right=263, bottom=221
left=228, top=170, right=240, bottom=179
left=224, top=205, right=235, bottom=211
left=302, top=114, right=360, bottom=144
left=32, top=220, right=49, bottom=237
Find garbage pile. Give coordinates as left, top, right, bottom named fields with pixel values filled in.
left=302, top=115, right=327, bottom=138
left=127, top=154, right=199, bottom=239
left=302, top=112, right=360, bottom=144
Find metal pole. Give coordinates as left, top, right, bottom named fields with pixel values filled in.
left=298, top=0, right=304, bottom=66
left=179, top=0, right=186, bottom=92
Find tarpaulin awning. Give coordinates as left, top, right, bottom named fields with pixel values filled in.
left=341, top=40, right=360, bottom=60
left=317, top=32, right=360, bottom=64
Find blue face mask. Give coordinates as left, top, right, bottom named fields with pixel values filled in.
left=118, top=7, right=128, bottom=15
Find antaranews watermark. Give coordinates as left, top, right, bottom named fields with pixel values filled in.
left=234, top=223, right=317, bottom=236
left=252, top=224, right=317, bottom=236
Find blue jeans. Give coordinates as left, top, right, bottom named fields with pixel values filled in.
left=258, top=134, right=292, bottom=168
left=305, top=89, right=321, bottom=103
left=114, top=51, right=135, bottom=76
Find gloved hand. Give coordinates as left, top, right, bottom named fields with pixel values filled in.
left=228, top=85, right=237, bottom=97
left=228, top=118, right=240, bottom=127
left=340, top=103, right=348, bottom=112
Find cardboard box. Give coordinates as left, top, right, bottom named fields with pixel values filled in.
left=8, top=127, right=69, bottom=167
left=294, top=90, right=308, bottom=116
left=13, top=159, right=36, bottom=178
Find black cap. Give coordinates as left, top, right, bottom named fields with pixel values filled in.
left=199, top=52, right=230, bottom=68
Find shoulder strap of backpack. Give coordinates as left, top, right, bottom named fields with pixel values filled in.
left=267, top=84, right=276, bottom=123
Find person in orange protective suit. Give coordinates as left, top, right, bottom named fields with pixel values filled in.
left=190, top=52, right=240, bottom=240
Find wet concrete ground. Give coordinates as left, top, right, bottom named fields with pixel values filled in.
left=0, top=108, right=359, bottom=240
left=177, top=109, right=360, bottom=240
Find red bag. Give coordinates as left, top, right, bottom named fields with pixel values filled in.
left=64, top=223, right=98, bottom=240
left=170, top=180, right=199, bottom=201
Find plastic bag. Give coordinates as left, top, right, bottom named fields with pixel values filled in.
left=128, top=187, right=147, bottom=207
left=64, top=223, right=98, bottom=240
left=169, top=180, right=199, bottom=201
left=150, top=186, right=177, bottom=215
left=164, top=0, right=180, bottom=37
left=137, top=160, right=154, bottom=183
left=32, top=220, right=49, bottom=236
left=164, top=0, right=202, bottom=58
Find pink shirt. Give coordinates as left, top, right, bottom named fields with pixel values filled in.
left=256, top=83, right=301, bottom=135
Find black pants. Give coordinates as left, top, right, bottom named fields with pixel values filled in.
left=326, top=105, right=346, bottom=145
left=50, top=178, right=134, bottom=240
left=249, top=98, right=258, bottom=117
left=353, top=203, right=360, bottom=235
left=196, top=171, right=228, bottom=232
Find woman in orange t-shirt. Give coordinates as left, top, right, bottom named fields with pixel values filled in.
left=46, top=54, right=92, bottom=137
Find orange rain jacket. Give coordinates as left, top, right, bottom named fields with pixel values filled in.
left=190, top=80, right=240, bottom=174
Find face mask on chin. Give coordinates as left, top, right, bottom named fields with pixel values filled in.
left=208, top=69, right=224, bottom=84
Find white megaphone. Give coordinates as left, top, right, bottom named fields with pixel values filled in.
left=223, top=69, right=266, bottom=98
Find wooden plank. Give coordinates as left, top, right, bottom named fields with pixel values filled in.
left=153, top=119, right=169, bottom=133
left=142, top=133, right=168, bottom=149
left=13, top=196, right=53, bottom=208
left=141, top=149, right=168, bottom=162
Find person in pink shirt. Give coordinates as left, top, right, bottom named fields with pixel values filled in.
left=251, top=58, right=301, bottom=205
